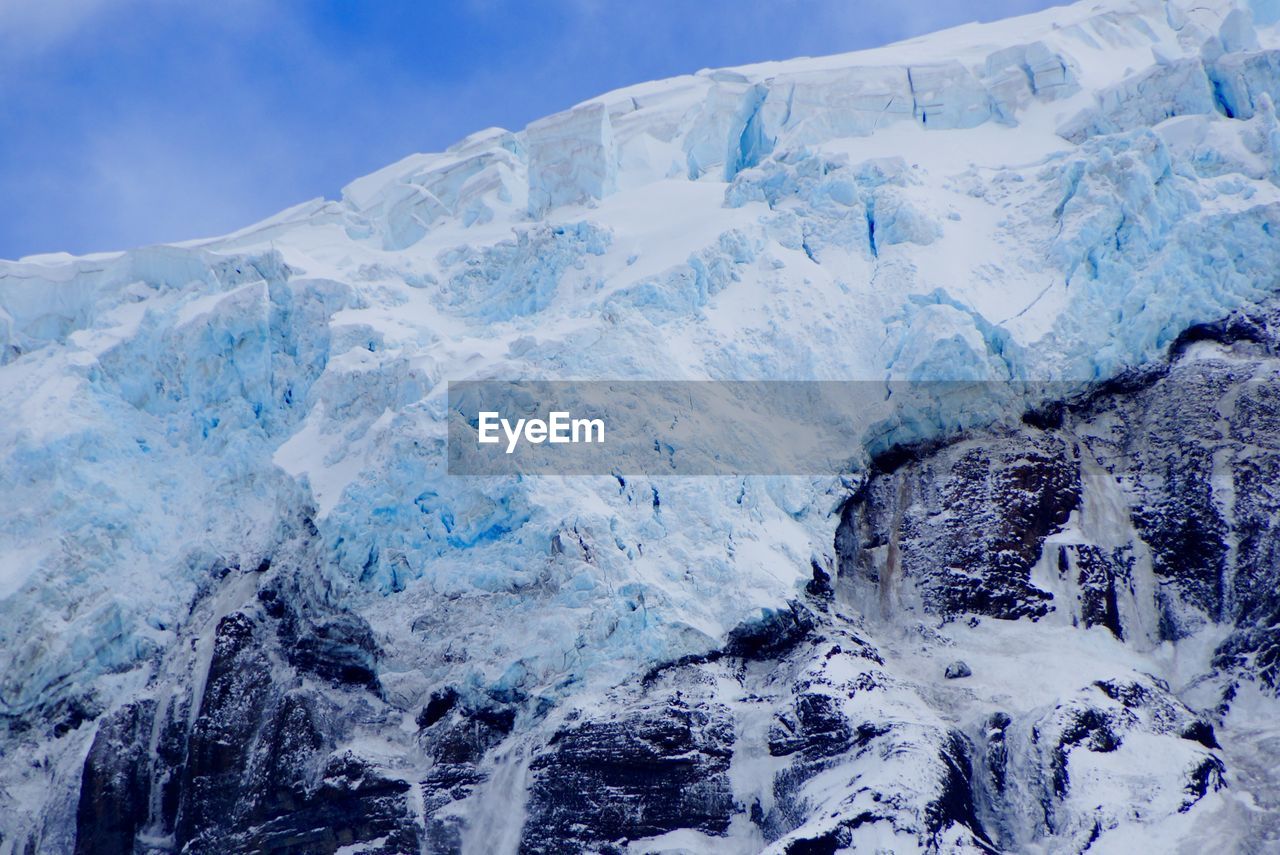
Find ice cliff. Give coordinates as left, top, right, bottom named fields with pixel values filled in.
left=3, top=0, right=1280, bottom=852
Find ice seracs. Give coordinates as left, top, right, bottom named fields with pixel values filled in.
left=3, top=0, right=1280, bottom=851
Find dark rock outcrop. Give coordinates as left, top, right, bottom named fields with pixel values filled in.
left=258, top=574, right=383, bottom=692
left=838, top=306, right=1280, bottom=697
left=839, top=433, right=1079, bottom=623
left=72, top=568, right=418, bottom=855
left=74, top=701, right=156, bottom=855
left=520, top=696, right=736, bottom=853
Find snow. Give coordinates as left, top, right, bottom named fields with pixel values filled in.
left=0, top=543, right=44, bottom=601
left=3, top=0, right=1280, bottom=849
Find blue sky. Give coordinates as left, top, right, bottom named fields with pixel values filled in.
left=0, top=0, right=1061, bottom=260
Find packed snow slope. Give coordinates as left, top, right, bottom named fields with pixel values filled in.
left=3, top=0, right=1280, bottom=852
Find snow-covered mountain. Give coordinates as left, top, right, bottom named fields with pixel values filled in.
left=4, top=0, right=1280, bottom=851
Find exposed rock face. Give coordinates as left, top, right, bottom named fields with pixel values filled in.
left=838, top=305, right=1280, bottom=700
left=7, top=1, right=1280, bottom=852
left=503, top=604, right=1001, bottom=854
left=418, top=696, right=521, bottom=853
left=11, top=324, right=1275, bottom=853
left=752, top=622, right=994, bottom=854
left=56, top=308, right=1279, bottom=852
left=70, top=562, right=421, bottom=855
left=74, top=700, right=156, bottom=855
left=520, top=697, right=736, bottom=852
left=838, top=433, right=1080, bottom=623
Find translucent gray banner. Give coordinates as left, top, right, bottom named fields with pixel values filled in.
left=447, top=380, right=1087, bottom=476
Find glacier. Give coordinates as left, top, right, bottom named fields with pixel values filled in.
left=3, top=0, right=1280, bottom=852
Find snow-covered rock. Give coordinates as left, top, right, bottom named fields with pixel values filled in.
left=3, top=0, right=1280, bottom=852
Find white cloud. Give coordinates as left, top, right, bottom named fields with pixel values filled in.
left=0, top=0, right=123, bottom=54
